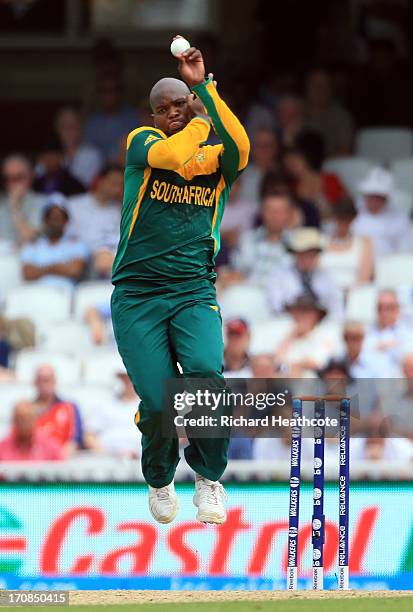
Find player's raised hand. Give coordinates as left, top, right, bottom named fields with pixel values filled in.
left=186, top=93, right=210, bottom=124
left=173, top=35, right=205, bottom=88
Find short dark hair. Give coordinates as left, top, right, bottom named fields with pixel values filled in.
left=331, top=197, right=357, bottom=221
left=293, top=130, right=325, bottom=171
left=260, top=170, right=294, bottom=200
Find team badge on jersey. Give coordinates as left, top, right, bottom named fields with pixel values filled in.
left=144, top=134, right=160, bottom=146
left=196, top=151, right=206, bottom=163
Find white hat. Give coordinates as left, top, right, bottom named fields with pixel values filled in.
left=359, top=167, right=393, bottom=197
left=286, top=227, right=324, bottom=253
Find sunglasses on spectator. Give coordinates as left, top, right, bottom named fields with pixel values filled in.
left=344, top=333, right=364, bottom=341
left=378, top=303, right=398, bottom=310
left=2, top=173, right=28, bottom=183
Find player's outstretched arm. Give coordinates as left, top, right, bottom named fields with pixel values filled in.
left=177, top=45, right=250, bottom=184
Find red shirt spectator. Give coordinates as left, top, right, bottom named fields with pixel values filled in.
left=36, top=399, right=81, bottom=447
left=0, top=401, right=63, bottom=461
left=32, top=365, right=83, bottom=457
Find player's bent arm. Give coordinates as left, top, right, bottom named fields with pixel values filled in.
left=192, top=78, right=250, bottom=183
left=127, top=118, right=210, bottom=170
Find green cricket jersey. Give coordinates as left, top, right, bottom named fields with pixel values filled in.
left=112, top=77, right=250, bottom=286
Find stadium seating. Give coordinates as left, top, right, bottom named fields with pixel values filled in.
left=82, top=349, right=125, bottom=387
left=73, top=281, right=113, bottom=320
left=249, top=316, right=292, bottom=355
left=4, top=285, right=71, bottom=333
left=0, top=383, right=35, bottom=428
left=356, top=127, right=413, bottom=165
left=392, top=189, right=413, bottom=215
left=59, top=384, right=115, bottom=423
left=322, top=157, right=374, bottom=198
left=38, top=320, right=95, bottom=354
left=376, top=254, right=413, bottom=288
left=219, top=284, right=271, bottom=323
left=346, top=284, right=378, bottom=324
left=390, top=158, right=413, bottom=194
left=0, top=253, right=22, bottom=302
left=15, top=349, right=82, bottom=385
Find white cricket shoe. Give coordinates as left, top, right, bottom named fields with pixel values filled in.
left=193, top=474, right=227, bottom=524
left=148, top=482, right=179, bottom=524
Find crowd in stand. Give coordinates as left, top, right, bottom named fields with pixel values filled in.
left=2, top=36, right=413, bottom=467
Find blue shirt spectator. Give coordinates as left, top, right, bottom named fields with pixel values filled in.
left=20, top=193, right=88, bottom=291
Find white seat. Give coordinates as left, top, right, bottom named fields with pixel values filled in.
left=0, top=383, right=35, bottom=425
left=390, top=158, right=413, bottom=194
left=15, top=349, right=82, bottom=385
left=346, top=284, right=378, bottom=324
left=356, top=128, right=413, bottom=165
left=38, top=319, right=95, bottom=354
left=0, top=253, right=22, bottom=299
left=82, top=350, right=125, bottom=387
left=74, top=281, right=113, bottom=320
left=4, top=285, right=71, bottom=331
left=219, top=284, right=271, bottom=323
left=59, top=384, right=115, bottom=422
left=376, top=254, right=413, bottom=289
left=322, top=157, right=374, bottom=198
left=250, top=316, right=292, bottom=355
left=392, top=189, right=413, bottom=215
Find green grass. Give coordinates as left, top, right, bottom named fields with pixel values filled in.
left=1, top=598, right=413, bottom=611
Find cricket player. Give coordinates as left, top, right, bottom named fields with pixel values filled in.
left=111, top=37, right=250, bottom=524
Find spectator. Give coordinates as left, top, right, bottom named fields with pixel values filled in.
left=250, top=354, right=278, bottom=378
left=351, top=437, right=413, bottom=462
left=386, top=353, right=413, bottom=438
left=0, top=315, right=35, bottom=369
left=273, top=296, right=338, bottom=376
left=268, top=228, right=344, bottom=319
left=364, top=290, right=411, bottom=366
left=283, top=131, right=346, bottom=217
left=67, top=164, right=123, bottom=278
left=84, top=300, right=113, bottom=346
left=55, top=107, right=103, bottom=188
left=303, top=68, right=354, bottom=156
left=316, top=358, right=371, bottom=438
left=31, top=364, right=85, bottom=458
left=0, top=154, right=45, bottom=248
left=21, top=193, right=88, bottom=290
left=224, top=319, right=251, bottom=376
left=352, top=167, right=410, bottom=257
left=33, top=138, right=85, bottom=197
left=261, top=170, right=320, bottom=228
left=321, top=198, right=374, bottom=291
left=86, top=367, right=141, bottom=457
left=228, top=191, right=291, bottom=287
left=238, top=129, right=280, bottom=202
left=276, top=93, right=304, bottom=148
left=0, top=401, right=63, bottom=461
left=341, top=321, right=397, bottom=378
left=84, top=74, right=138, bottom=161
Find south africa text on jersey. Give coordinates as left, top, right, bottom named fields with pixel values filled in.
left=150, top=179, right=216, bottom=207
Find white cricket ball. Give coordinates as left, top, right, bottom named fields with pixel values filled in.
left=170, top=37, right=190, bottom=57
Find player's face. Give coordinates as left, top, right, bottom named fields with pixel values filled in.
left=153, top=94, right=192, bottom=135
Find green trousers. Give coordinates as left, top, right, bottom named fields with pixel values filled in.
left=111, top=279, right=229, bottom=488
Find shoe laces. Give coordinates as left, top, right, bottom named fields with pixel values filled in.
left=155, top=487, right=173, bottom=502
left=198, top=479, right=227, bottom=505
